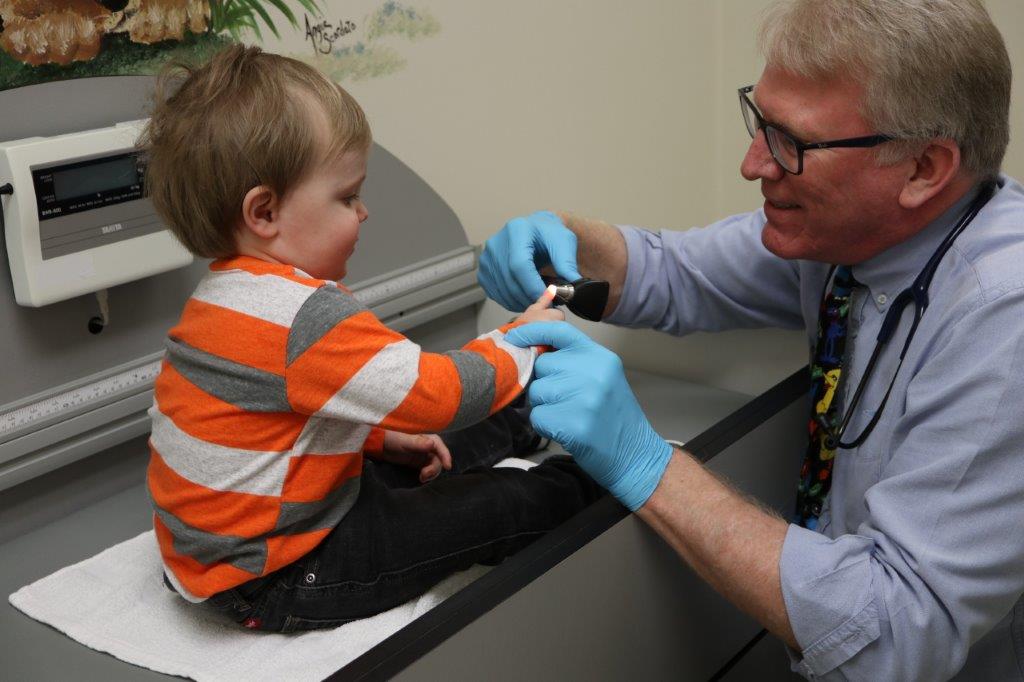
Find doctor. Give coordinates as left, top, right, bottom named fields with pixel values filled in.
left=479, top=1, right=1024, bottom=679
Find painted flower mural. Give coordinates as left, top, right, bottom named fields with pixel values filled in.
left=0, top=0, right=439, bottom=91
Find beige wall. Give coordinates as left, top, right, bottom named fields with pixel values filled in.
left=319, top=1, right=1024, bottom=396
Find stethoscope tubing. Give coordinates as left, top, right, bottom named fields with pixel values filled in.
left=819, top=181, right=997, bottom=449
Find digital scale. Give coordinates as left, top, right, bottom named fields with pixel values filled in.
left=0, top=119, right=192, bottom=307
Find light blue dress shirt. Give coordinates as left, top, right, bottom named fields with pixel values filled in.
left=606, top=176, right=1024, bottom=680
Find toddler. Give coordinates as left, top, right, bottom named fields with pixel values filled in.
left=140, top=44, right=603, bottom=632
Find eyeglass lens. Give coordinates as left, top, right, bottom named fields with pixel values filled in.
left=740, top=91, right=800, bottom=173
left=765, top=128, right=799, bottom=172
left=741, top=94, right=759, bottom=138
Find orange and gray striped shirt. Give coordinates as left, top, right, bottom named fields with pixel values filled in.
left=147, top=256, right=538, bottom=601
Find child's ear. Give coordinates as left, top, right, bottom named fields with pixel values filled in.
left=240, top=185, right=279, bottom=239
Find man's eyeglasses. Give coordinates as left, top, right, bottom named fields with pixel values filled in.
left=738, top=85, right=894, bottom=175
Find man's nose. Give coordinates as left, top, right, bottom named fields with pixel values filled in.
left=740, top=129, right=784, bottom=182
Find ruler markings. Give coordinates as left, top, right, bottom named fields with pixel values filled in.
left=0, top=360, right=162, bottom=440
left=353, top=251, right=474, bottom=307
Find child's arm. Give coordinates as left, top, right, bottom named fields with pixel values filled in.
left=285, top=285, right=560, bottom=433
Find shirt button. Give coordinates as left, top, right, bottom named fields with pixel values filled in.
left=876, top=293, right=888, bottom=305
left=304, top=572, right=316, bottom=584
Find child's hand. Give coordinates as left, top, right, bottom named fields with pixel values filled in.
left=379, top=431, right=453, bottom=482
left=514, top=286, right=566, bottom=325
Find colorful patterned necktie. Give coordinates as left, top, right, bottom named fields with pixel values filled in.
left=795, top=265, right=858, bottom=529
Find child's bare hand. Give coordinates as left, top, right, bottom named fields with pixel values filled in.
left=379, top=431, right=453, bottom=482
left=514, top=286, right=565, bottom=325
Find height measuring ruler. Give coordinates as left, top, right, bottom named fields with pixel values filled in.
left=0, top=359, right=161, bottom=443
left=0, top=248, right=478, bottom=443
left=352, top=249, right=475, bottom=307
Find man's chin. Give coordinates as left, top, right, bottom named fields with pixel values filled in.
left=762, top=226, right=854, bottom=264
left=761, top=224, right=804, bottom=260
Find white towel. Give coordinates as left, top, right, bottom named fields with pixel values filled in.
left=9, top=531, right=487, bottom=681
left=8, top=457, right=538, bottom=681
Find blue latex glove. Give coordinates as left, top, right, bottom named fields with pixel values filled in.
left=478, top=210, right=582, bottom=312
left=505, top=322, right=674, bottom=511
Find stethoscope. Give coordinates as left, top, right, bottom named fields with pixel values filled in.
left=817, top=181, right=997, bottom=450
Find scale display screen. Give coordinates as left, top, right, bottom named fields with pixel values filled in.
left=28, top=151, right=159, bottom=261
left=51, top=155, right=139, bottom=202
left=31, top=152, right=146, bottom=222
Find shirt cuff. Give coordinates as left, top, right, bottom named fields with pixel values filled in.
left=780, top=523, right=881, bottom=678
left=363, top=427, right=386, bottom=453
left=604, top=224, right=648, bottom=326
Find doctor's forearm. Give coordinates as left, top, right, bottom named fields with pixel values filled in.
left=555, top=211, right=627, bottom=317
left=637, top=449, right=798, bottom=649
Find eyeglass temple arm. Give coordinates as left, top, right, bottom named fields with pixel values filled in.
left=804, top=135, right=892, bottom=150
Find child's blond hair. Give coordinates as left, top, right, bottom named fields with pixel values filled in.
left=141, top=44, right=372, bottom=258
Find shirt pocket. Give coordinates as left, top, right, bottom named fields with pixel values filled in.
left=833, top=410, right=897, bottom=519
left=842, top=406, right=899, bottom=463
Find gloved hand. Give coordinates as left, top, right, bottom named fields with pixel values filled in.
left=505, top=322, right=673, bottom=511
left=478, top=210, right=581, bottom=312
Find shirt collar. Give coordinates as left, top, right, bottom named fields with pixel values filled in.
left=850, top=184, right=982, bottom=312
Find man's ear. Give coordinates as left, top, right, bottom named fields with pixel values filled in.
left=240, top=185, right=279, bottom=240
left=898, top=139, right=961, bottom=210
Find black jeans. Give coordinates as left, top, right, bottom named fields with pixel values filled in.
left=195, top=402, right=605, bottom=632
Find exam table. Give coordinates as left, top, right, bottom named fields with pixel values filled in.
left=0, top=75, right=805, bottom=680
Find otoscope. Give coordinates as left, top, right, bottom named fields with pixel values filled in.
left=541, top=275, right=610, bottom=322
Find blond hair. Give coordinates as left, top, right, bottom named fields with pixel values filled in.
left=758, top=0, right=1011, bottom=180
left=140, top=44, right=371, bottom=258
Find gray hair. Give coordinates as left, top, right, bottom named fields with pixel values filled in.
left=758, top=0, right=1011, bottom=180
